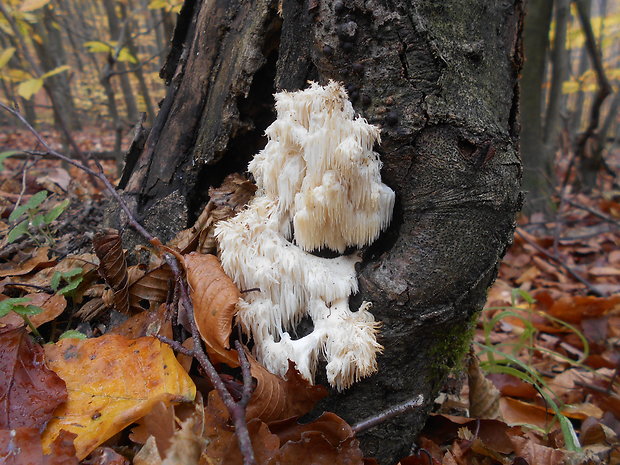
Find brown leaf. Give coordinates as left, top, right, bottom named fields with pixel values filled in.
left=82, top=447, right=130, bottom=465
left=109, top=304, right=172, bottom=340
left=128, top=264, right=173, bottom=312
left=546, top=295, right=620, bottom=324
left=0, top=292, right=66, bottom=329
left=510, top=435, right=565, bottom=465
left=247, top=360, right=328, bottom=423
left=499, top=397, right=551, bottom=430
left=93, top=229, right=129, bottom=313
left=169, top=173, right=256, bottom=255
left=0, top=246, right=56, bottom=278
left=0, top=325, right=67, bottom=431
left=185, top=252, right=240, bottom=365
left=0, top=428, right=78, bottom=465
left=129, top=401, right=176, bottom=454
left=487, top=373, right=538, bottom=399
left=467, top=355, right=501, bottom=419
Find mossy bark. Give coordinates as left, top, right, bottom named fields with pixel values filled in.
left=120, top=1, right=523, bottom=463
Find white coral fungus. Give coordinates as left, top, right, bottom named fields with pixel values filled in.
left=215, top=81, right=395, bottom=390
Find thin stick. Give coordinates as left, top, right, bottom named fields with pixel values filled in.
left=516, top=228, right=605, bottom=297
left=565, top=198, right=620, bottom=227
left=352, top=395, right=424, bottom=434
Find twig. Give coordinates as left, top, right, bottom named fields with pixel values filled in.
left=516, top=228, right=605, bottom=297
left=565, top=198, right=620, bottom=227
left=0, top=103, right=258, bottom=465
left=352, top=395, right=424, bottom=434
left=1, top=282, right=54, bottom=293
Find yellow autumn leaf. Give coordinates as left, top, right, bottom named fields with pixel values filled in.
left=41, top=335, right=196, bottom=459
left=41, top=65, right=70, bottom=80
left=20, top=0, right=51, bottom=12
left=118, top=47, right=138, bottom=64
left=17, top=77, right=43, bottom=100
left=0, top=48, right=15, bottom=69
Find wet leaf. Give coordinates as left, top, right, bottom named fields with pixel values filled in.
left=0, top=326, right=67, bottom=431
left=0, top=428, right=78, bottom=465
left=41, top=335, right=196, bottom=459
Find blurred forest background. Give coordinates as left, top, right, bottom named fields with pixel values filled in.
left=0, top=0, right=618, bottom=211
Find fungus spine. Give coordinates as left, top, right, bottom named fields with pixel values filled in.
left=215, top=81, right=395, bottom=390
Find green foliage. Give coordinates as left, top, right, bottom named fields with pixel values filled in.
left=50, top=267, right=83, bottom=297
left=58, top=329, right=87, bottom=340
left=6, top=190, right=70, bottom=245
left=477, top=289, right=586, bottom=451
left=0, top=297, right=44, bottom=340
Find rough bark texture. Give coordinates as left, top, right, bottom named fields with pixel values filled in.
left=120, top=1, right=523, bottom=463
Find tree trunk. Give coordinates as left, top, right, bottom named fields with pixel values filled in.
left=520, top=0, right=553, bottom=214
left=120, top=1, right=523, bottom=463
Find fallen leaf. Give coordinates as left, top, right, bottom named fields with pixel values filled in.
left=510, top=434, right=565, bottom=465
left=0, top=247, right=56, bottom=278
left=487, top=373, right=538, bottom=399
left=467, top=355, right=501, bottom=419
left=499, top=397, right=550, bottom=430
left=41, top=335, right=196, bottom=459
left=0, top=325, right=67, bottom=431
left=81, top=447, right=130, bottom=465
left=93, top=230, right=130, bottom=313
left=185, top=252, right=240, bottom=365
left=128, top=264, right=173, bottom=312
left=0, top=293, right=66, bottom=329
left=546, top=295, right=620, bottom=324
left=36, top=168, right=71, bottom=194
left=0, top=428, right=78, bottom=465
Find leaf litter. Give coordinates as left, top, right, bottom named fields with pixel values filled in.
left=0, top=135, right=619, bottom=464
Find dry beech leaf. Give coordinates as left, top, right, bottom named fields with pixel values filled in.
left=169, top=173, right=256, bottom=255
left=41, top=335, right=196, bottom=459
left=80, top=447, right=130, bottom=465
left=109, top=303, right=172, bottom=340
left=203, top=390, right=361, bottom=465
left=0, top=428, right=78, bottom=465
left=0, top=246, right=56, bottom=278
left=185, top=252, right=240, bottom=365
left=134, top=398, right=206, bottom=465
left=0, top=325, right=67, bottom=431
left=129, top=401, right=175, bottom=454
left=128, top=264, right=173, bottom=312
left=93, top=229, right=129, bottom=313
left=546, top=294, right=620, bottom=324
left=467, top=355, right=501, bottom=420
left=0, top=292, right=66, bottom=329
left=510, top=435, right=566, bottom=465
left=499, top=397, right=551, bottom=430
left=486, top=373, right=538, bottom=399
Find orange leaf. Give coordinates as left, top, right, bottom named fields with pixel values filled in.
left=0, top=247, right=56, bottom=278
left=546, top=295, right=620, bottom=323
left=0, top=292, right=66, bottom=329
left=185, top=252, right=240, bottom=365
left=41, top=335, right=196, bottom=459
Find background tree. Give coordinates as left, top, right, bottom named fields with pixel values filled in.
left=118, top=1, right=523, bottom=463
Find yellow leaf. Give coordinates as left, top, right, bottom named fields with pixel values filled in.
left=17, top=77, right=43, bottom=100
left=0, top=48, right=16, bottom=69
left=84, top=41, right=112, bottom=53
left=118, top=47, right=138, bottom=64
left=41, top=64, right=70, bottom=80
left=41, top=335, right=196, bottom=459
left=148, top=0, right=168, bottom=8
left=1, top=69, right=31, bottom=82
left=20, top=0, right=51, bottom=12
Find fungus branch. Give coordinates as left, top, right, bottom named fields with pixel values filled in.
left=0, top=102, right=258, bottom=465
left=216, top=81, right=395, bottom=390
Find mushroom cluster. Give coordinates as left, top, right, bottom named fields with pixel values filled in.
left=215, top=81, right=395, bottom=390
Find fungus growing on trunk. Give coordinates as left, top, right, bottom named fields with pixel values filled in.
left=215, top=81, right=395, bottom=390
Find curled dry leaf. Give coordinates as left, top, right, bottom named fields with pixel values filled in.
left=128, top=264, right=173, bottom=312
left=169, top=173, right=256, bottom=254
left=93, top=229, right=129, bottom=313
left=0, top=325, right=67, bottom=431
left=42, top=335, right=196, bottom=459
left=0, top=292, right=66, bottom=329
left=467, top=355, right=502, bottom=420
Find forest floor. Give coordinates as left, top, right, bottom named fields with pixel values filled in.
left=0, top=126, right=619, bottom=465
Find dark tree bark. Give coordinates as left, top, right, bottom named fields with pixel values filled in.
left=520, top=0, right=553, bottom=214
left=120, top=1, right=523, bottom=463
